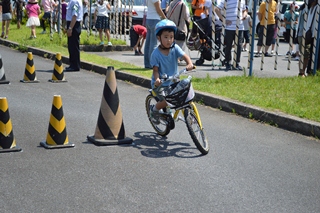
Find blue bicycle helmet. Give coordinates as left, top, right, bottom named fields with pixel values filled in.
left=155, top=19, right=177, bottom=36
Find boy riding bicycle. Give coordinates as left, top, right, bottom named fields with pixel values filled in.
left=150, top=19, right=194, bottom=120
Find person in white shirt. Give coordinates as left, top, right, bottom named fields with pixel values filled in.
left=94, top=0, right=112, bottom=46
left=215, top=0, right=246, bottom=70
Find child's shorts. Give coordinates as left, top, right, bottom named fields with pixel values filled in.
left=2, top=13, right=12, bottom=21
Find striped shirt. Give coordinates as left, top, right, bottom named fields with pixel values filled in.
left=216, top=0, right=246, bottom=31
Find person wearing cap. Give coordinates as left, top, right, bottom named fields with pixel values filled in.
left=149, top=19, right=193, bottom=122
left=65, top=0, right=83, bottom=72
left=129, top=24, right=147, bottom=55
left=283, top=3, right=299, bottom=56
left=26, top=0, right=41, bottom=39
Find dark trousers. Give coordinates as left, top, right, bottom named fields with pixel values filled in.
left=67, top=21, right=81, bottom=70
left=224, top=29, right=243, bottom=64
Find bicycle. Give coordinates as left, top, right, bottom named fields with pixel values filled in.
left=145, top=68, right=209, bottom=155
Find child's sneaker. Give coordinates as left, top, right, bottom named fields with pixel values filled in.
left=107, top=41, right=112, bottom=46
left=149, top=105, right=160, bottom=125
left=99, top=41, right=104, bottom=46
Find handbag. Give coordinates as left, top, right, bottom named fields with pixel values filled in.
left=305, top=7, right=316, bottom=45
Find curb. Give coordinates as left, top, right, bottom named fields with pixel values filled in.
left=1, top=39, right=320, bottom=139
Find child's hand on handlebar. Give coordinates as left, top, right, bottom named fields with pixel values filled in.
left=154, top=78, right=161, bottom=87
left=186, top=63, right=195, bottom=71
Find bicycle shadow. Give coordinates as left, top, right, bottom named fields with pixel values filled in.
left=132, top=131, right=204, bottom=158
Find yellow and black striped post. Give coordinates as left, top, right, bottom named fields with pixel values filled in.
left=20, top=52, right=40, bottom=83
left=49, top=53, right=67, bottom=83
left=0, top=97, right=22, bottom=153
left=0, top=54, right=10, bottom=84
left=40, top=95, right=74, bottom=149
left=87, top=66, right=132, bottom=145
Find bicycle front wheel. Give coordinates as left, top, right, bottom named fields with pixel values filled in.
left=184, top=108, right=209, bottom=155
left=145, top=95, right=171, bottom=136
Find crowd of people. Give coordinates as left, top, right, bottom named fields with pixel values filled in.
left=0, top=0, right=319, bottom=76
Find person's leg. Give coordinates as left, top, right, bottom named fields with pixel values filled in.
left=32, top=25, right=36, bottom=37
left=144, top=19, right=158, bottom=69
left=98, top=29, right=103, bottom=43
left=105, top=29, right=110, bottom=42
left=67, top=21, right=81, bottom=70
left=1, top=20, right=5, bottom=37
left=223, top=30, right=234, bottom=66
left=236, top=30, right=243, bottom=65
left=5, top=19, right=10, bottom=37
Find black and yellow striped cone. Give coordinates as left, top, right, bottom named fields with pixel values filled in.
left=0, top=54, right=10, bottom=84
left=49, top=52, right=67, bottom=83
left=87, top=66, right=132, bottom=145
left=20, top=52, right=39, bottom=83
left=0, top=97, right=22, bottom=153
left=40, top=95, right=74, bottom=149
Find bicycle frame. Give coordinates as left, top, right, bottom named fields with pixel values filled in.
left=172, top=102, right=203, bottom=129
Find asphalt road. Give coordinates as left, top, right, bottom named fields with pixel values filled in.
left=1, top=45, right=320, bottom=212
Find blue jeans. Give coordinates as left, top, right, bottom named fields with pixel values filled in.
left=144, top=19, right=160, bottom=68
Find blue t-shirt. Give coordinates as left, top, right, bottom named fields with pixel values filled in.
left=150, top=44, right=185, bottom=87
left=284, top=11, right=299, bottom=30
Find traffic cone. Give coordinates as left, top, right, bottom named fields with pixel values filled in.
left=20, top=52, right=39, bottom=83
left=49, top=52, right=67, bottom=83
left=0, top=97, right=22, bottom=153
left=40, top=95, right=74, bottom=149
left=0, top=54, right=10, bottom=84
left=87, top=66, right=132, bottom=145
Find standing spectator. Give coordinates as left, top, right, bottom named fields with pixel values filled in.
left=254, top=0, right=277, bottom=57
left=215, top=0, right=246, bottom=70
left=242, top=6, right=251, bottom=52
left=161, top=0, right=169, bottom=16
left=65, top=0, right=83, bottom=71
left=26, top=0, right=41, bottom=39
left=94, top=0, right=112, bottom=46
left=61, top=0, right=68, bottom=33
left=167, top=0, right=190, bottom=59
left=190, top=0, right=205, bottom=36
left=41, top=0, right=57, bottom=34
left=129, top=24, right=147, bottom=55
left=0, top=0, right=13, bottom=39
left=14, top=0, right=26, bottom=29
left=283, top=3, right=299, bottom=55
left=144, top=0, right=166, bottom=69
left=270, top=21, right=277, bottom=54
left=296, top=3, right=309, bottom=77
left=306, top=0, right=319, bottom=74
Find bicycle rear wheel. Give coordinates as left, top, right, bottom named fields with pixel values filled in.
left=145, top=95, right=171, bottom=136
left=184, top=108, right=209, bottom=155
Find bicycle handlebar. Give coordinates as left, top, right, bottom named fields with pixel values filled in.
left=160, top=66, right=196, bottom=83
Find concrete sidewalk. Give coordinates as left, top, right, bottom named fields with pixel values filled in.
left=91, top=37, right=301, bottom=79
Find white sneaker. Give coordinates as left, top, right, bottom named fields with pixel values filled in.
left=107, top=42, right=112, bottom=46
left=271, top=50, right=274, bottom=54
